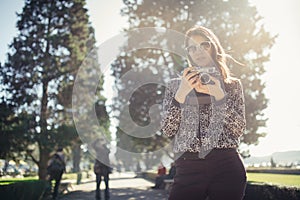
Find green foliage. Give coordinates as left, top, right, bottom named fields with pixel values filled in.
left=112, top=0, right=276, bottom=161
left=270, top=157, right=277, bottom=168
left=0, top=180, right=48, bottom=200
left=0, top=102, right=36, bottom=159
left=245, top=182, right=300, bottom=200
left=0, top=0, right=109, bottom=179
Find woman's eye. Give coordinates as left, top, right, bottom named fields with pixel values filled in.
left=188, top=45, right=197, bottom=52
left=200, top=42, right=211, bottom=50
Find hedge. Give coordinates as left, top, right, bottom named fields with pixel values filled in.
left=142, top=171, right=300, bottom=200
left=244, top=182, right=300, bottom=200
left=0, top=180, right=49, bottom=200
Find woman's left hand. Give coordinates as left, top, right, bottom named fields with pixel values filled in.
left=194, top=75, right=225, bottom=101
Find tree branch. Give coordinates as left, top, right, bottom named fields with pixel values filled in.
left=27, top=152, right=39, bottom=165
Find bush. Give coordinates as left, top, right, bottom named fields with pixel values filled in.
left=141, top=172, right=300, bottom=199
left=0, top=180, right=49, bottom=200
left=244, top=182, right=300, bottom=200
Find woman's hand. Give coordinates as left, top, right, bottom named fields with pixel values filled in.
left=182, top=67, right=201, bottom=88
left=194, top=75, right=225, bottom=101
left=175, top=67, right=200, bottom=103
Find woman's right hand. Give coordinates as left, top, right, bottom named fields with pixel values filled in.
left=175, top=67, right=199, bottom=103
left=182, top=67, right=201, bottom=88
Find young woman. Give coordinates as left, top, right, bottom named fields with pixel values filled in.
left=161, top=26, right=247, bottom=200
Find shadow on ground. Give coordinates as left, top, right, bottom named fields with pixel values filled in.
left=60, top=187, right=168, bottom=200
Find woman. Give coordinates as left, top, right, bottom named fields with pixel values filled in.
left=161, top=26, right=247, bottom=200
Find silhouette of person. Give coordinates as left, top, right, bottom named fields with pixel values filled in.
left=93, top=138, right=110, bottom=200
left=47, top=147, right=66, bottom=200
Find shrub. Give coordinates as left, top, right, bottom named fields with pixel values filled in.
left=0, top=180, right=49, bottom=200
left=244, top=182, right=300, bottom=200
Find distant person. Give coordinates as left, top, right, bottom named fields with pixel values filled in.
left=157, top=163, right=166, bottom=176
left=47, top=147, right=66, bottom=200
left=150, top=163, right=166, bottom=189
left=136, top=161, right=141, bottom=173
left=93, top=138, right=111, bottom=200
left=3, top=160, right=9, bottom=175
left=116, top=161, right=122, bottom=175
left=152, top=162, right=176, bottom=189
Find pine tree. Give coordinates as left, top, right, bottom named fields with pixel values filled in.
left=0, top=0, right=109, bottom=179
left=270, top=156, right=276, bottom=168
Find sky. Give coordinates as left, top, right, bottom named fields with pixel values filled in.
left=0, top=0, right=300, bottom=157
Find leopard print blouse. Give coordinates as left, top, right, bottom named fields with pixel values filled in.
left=161, top=78, right=246, bottom=153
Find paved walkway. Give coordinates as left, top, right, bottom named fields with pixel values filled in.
left=59, top=172, right=168, bottom=200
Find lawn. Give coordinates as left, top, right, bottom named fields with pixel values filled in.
left=0, top=176, right=38, bottom=185
left=247, top=172, right=300, bottom=188
left=0, top=171, right=90, bottom=186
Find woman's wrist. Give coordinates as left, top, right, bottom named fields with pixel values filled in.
left=214, top=90, right=225, bottom=101
left=175, top=92, right=187, bottom=104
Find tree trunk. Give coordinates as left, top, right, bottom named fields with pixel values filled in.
left=38, top=81, right=50, bottom=180
left=72, top=142, right=81, bottom=172
left=38, top=146, right=50, bottom=180
left=145, top=154, right=151, bottom=170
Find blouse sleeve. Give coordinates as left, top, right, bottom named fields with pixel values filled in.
left=160, top=80, right=182, bottom=137
left=222, top=79, right=246, bottom=138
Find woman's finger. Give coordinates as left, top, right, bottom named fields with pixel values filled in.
left=182, top=67, right=194, bottom=77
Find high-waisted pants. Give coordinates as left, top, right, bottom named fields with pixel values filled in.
left=169, top=148, right=247, bottom=200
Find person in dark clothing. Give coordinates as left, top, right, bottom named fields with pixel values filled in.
left=152, top=162, right=176, bottom=189
left=47, top=148, right=66, bottom=200
left=93, top=139, right=111, bottom=200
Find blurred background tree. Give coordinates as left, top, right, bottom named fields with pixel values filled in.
left=0, top=0, right=109, bottom=180
left=0, top=101, right=35, bottom=159
left=112, top=0, right=276, bottom=165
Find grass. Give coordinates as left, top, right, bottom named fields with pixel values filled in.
left=247, top=172, right=300, bottom=188
left=0, top=171, right=91, bottom=186
left=0, top=176, right=38, bottom=185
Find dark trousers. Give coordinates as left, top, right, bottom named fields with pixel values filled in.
left=48, top=171, right=63, bottom=199
left=169, top=148, right=247, bottom=200
left=96, top=173, right=110, bottom=200
left=154, top=174, right=173, bottom=189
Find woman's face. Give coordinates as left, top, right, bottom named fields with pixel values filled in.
left=186, top=35, right=213, bottom=67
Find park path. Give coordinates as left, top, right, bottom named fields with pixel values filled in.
left=59, top=172, right=168, bottom=200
